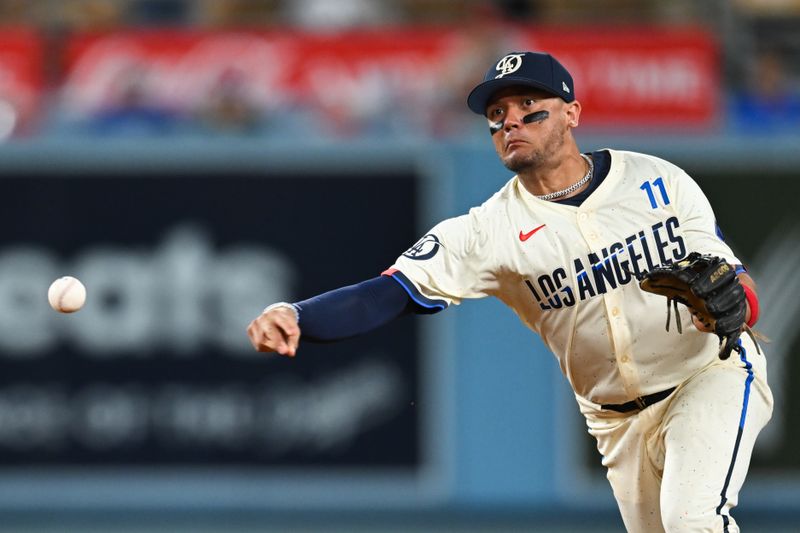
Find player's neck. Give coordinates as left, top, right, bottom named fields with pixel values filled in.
left=518, top=151, right=592, bottom=201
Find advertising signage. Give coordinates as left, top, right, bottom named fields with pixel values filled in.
left=0, top=166, right=422, bottom=470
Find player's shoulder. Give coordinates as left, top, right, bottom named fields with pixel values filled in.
left=467, top=176, right=518, bottom=217
left=436, top=176, right=516, bottom=241
left=607, top=148, right=689, bottom=176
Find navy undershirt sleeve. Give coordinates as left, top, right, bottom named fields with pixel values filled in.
left=294, top=275, right=419, bottom=342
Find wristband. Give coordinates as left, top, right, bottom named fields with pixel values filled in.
left=742, top=285, right=759, bottom=328
left=263, top=302, right=300, bottom=323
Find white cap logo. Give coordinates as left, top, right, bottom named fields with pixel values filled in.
left=494, top=54, right=524, bottom=79
left=562, top=81, right=570, bottom=93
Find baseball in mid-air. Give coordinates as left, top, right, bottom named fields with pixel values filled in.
left=47, top=276, right=87, bottom=313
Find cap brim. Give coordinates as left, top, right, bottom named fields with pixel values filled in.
left=466, top=77, right=564, bottom=115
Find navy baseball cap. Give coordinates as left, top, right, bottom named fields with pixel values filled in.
left=467, top=52, right=575, bottom=115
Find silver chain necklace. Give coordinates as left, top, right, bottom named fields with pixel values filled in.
left=535, top=154, right=594, bottom=201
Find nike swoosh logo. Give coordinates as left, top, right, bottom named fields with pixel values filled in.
left=519, top=224, right=547, bottom=242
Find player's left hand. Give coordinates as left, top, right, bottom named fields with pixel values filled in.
left=637, top=252, right=748, bottom=359
left=691, top=312, right=713, bottom=333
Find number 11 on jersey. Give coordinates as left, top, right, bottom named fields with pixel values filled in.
left=641, top=177, right=670, bottom=208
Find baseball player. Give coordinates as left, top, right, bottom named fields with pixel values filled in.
left=247, top=52, right=773, bottom=532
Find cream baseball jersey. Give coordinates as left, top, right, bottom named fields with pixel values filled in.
left=385, top=149, right=742, bottom=405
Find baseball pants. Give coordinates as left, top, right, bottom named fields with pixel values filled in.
left=582, top=342, right=773, bottom=532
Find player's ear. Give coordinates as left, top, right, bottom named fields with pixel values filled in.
left=565, top=100, right=581, bottom=128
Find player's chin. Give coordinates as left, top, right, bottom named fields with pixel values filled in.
left=502, top=148, right=521, bottom=164
left=503, top=153, right=536, bottom=173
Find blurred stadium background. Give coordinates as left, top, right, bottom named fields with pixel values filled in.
left=0, top=1, right=798, bottom=531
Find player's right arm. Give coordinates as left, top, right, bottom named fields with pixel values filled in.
left=248, top=211, right=490, bottom=358
left=247, top=275, right=422, bottom=357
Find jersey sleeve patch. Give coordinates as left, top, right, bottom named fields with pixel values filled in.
left=402, top=233, right=442, bottom=261
left=381, top=269, right=448, bottom=313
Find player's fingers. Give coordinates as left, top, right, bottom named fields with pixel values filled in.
left=282, top=325, right=301, bottom=357
left=246, top=319, right=277, bottom=352
left=272, top=314, right=301, bottom=357
left=691, top=313, right=712, bottom=333
left=247, top=314, right=291, bottom=354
